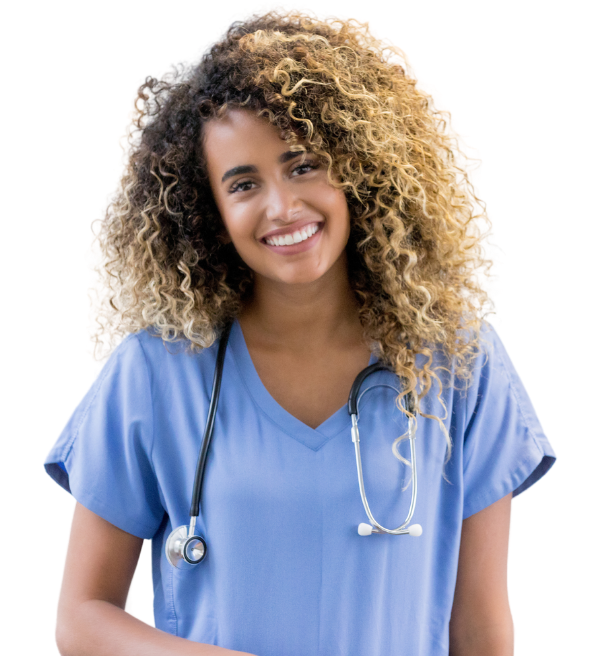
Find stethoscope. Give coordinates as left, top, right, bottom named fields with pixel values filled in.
left=165, top=321, right=422, bottom=568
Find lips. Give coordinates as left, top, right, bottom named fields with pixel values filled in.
left=260, top=220, right=323, bottom=243
left=261, top=220, right=324, bottom=255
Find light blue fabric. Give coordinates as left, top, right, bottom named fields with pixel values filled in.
left=45, top=320, right=555, bottom=655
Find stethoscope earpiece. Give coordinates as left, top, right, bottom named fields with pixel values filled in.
left=358, top=523, right=374, bottom=536
left=358, top=522, right=423, bottom=537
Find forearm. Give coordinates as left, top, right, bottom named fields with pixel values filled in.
left=448, top=613, right=514, bottom=656
left=57, top=599, right=254, bottom=656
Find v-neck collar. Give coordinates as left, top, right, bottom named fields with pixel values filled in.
left=228, top=319, right=378, bottom=451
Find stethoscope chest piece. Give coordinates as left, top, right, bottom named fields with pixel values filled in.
left=165, top=524, right=207, bottom=568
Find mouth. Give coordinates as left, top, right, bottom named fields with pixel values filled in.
left=259, top=221, right=325, bottom=246
left=260, top=222, right=326, bottom=255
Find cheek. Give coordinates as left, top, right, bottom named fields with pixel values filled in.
left=220, top=206, right=255, bottom=243
left=326, top=189, right=351, bottom=236
left=306, top=176, right=347, bottom=213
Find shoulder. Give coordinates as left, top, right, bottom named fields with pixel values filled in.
left=120, top=328, right=219, bottom=374
left=457, top=322, right=529, bottom=423
left=419, top=320, right=504, bottom=395
left=86, top=331, right=219, bottom=413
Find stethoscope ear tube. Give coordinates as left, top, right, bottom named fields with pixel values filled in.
left=349, top=363, right=421, bottom=537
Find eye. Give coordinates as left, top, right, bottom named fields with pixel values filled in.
left=294, top=162, right=319, bottom=173
left=228, top=162, right=319, bottom=194
left=228, top=179, right=256, bottom=194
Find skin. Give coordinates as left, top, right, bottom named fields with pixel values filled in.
left=203, top=110, right=361, bottom=357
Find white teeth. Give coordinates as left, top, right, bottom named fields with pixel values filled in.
left=265, top=223, right=320, bottom=246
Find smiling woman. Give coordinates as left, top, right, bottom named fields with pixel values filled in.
left=44, top=9, right=555, bottom=656
left=203, top=109, right=351, bottom=286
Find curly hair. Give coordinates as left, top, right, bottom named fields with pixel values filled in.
left=93, top=10, right=493, bottom=461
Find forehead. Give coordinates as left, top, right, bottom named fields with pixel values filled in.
left=202, top=109, right=306, bottom=179
left=203, top=109, right=293, bottom=171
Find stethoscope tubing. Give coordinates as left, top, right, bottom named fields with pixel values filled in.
left=188, top=321, right=233, bottom=521
left=167, top=322, right=421, bottom=568
left=352, top=416, right=418, bottom=534
left=349, top=371, right=418, bottom=535
left=170, top=322, right=233, bottom=565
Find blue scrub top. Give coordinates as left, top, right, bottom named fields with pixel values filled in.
left=45, top=320, right=555, bottom=656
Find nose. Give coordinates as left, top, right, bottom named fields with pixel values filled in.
left=263, top=180, right=302, bottom=224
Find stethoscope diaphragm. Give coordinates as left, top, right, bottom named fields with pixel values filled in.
left=165, top=524, right=207, bottom=567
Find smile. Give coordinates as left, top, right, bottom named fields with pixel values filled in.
left=263, top=223, right=320, bottom=246
left=262, top=223, right=326, bottom=255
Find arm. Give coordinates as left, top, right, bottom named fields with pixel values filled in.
left=56, top=502, right=255, bottom=656
left=449, top=492, right=514, bottom=656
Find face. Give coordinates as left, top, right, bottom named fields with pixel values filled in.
left=203, top=109, right=351, bottom=287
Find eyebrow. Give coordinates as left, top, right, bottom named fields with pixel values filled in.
left=220, top=150, right=309, bottom=183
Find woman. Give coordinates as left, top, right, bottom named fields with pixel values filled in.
left=45, top=11, right=555, bottom=656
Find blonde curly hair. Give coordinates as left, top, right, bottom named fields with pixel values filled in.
left=94, top=10, right=493, bottom=460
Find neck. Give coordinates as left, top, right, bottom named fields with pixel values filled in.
left=239, top=252, right=364, bottom=351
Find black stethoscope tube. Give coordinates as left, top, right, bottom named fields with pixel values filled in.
left=189, top=320, right=233, bottom=518
left=348, top=361, right=416, bottom=416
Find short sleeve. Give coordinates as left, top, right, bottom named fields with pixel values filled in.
left=44, top=334, right=165, bottom=538
left=461, top=325, right=556, bottom=519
